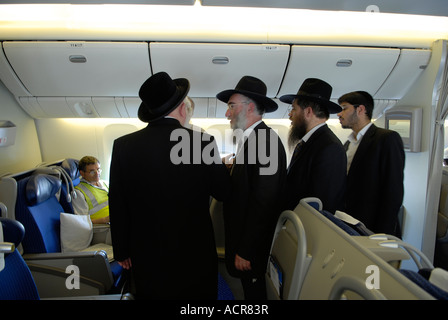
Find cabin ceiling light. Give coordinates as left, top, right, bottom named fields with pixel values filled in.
left=0, top=3, right=446, bottom=47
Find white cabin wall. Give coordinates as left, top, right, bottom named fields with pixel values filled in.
left=393, top=40, right=445, bottom=263
left=34, top=118, right=145, bottom=182
left=32, top=116, right=351, bottom=183
left=0, top=80, right=42, bottom=176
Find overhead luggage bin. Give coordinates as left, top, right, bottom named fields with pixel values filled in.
left=2, top=41, right=151, bottom=97
left=374, top=49, right=431, bottom=99
left=149, top=42, right=290, bottom=98
left=277, top=46, right=400, bottom=100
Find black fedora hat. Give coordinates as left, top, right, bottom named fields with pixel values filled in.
left=138, top=72, right=190, bottom=122
left=216, top=76, right=278, bottom=113
left=279, top=78, right=341, bottom=114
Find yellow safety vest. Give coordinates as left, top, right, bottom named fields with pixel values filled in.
left=75, top=181, right=109, bottom=221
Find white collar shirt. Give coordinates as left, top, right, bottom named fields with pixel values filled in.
left=236, top=120, right=262, bottom=154
left=346, top=122, right=373, bottom=172
left=300, top=122, right=326, bottom=144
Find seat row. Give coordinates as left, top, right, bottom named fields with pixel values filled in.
left=1, top=159, right=235, bottom=300
left=265, top=197, right=448, bottom=300
left=0, top=159, right=126, bottom=299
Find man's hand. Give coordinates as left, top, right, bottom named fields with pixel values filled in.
left=118, top=258, right=132, bottom=270
left=222, top=153, right=235, bottom=170
left=235, top=254, right=251, bottom=271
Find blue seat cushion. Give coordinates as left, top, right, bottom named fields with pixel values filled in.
left=15, top=175, right=62, bottom=253
left=0, top=218, right=39, bottom=300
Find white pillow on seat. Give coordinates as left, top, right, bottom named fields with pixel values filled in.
left=60, top=212, right=93, bottom=253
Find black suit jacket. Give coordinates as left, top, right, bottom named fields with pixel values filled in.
left=223, top=121, right=287, bottom=278
left=109, top=118, right=230, bottom=299
left=345, top=124, right=405, bottom=236
left=285, top=124, right=347, bottom=213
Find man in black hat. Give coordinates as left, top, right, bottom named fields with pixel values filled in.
left=217, top=75, right=287, bottom=300
left=280, top=78, right=347, bottom=213
left=108, top=72, right=231, bottom=299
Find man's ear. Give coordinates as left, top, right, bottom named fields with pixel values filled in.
left=247, top=101, right=256, bottom=114
left=357, top=104, right=367, bottom=116
left=304, top=106, right=313, bottom=118
left=178, top=101, right=188, bottom=124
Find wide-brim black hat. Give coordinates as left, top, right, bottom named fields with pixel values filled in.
left=138, top=72, right=190, bottom=122
left=216, top=76, right=278, bottom=113
left=279, top=78, right=341, bottom=114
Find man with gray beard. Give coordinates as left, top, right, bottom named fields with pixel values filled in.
left=217, top=76, right=287, bottom=300
left=280, top=78, right=347, bottom=214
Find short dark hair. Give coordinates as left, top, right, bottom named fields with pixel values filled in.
left=296, top=97, right=329, bottom=119
left=338, top=91, right=374, bottom=120
left=78, top=156, right=100, bottom=172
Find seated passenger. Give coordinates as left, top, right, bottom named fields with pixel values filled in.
left=72, top=156, right=110, bottom=224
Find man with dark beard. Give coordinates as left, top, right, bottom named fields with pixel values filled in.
left=337, top=91, right=404, bottom=237
left=280, top=78, right=347, bottom=213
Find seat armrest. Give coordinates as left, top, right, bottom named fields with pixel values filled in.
left=352, top=236, right=410, bottom=267
left=92, top=224, right=112, bottom=245
left=27, top=262, right=106, bottom=298
left=43, top=293, right=134, bottom=300
left=24, top=250, right=114, bottom=293
left=93, top=224, right=110, bottom=232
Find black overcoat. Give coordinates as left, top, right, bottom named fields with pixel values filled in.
left=284, top=124, right=347, bottom=214
left=344, top=124, right=405, bottom=236
left=109, top=118, right=230, bottom=299
left=223, top=121, right=287, bottom=278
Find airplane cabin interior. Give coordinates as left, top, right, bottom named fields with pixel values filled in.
left=1, top=0, right=448, bottom=301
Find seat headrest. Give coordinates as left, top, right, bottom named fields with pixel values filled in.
left=26, top=174, right=61, bottom=206
left=61, top=158, right=80, bottom=180
left=0, top=218, right=25, bottom=248
left=32, top=167, right=60, bottom=177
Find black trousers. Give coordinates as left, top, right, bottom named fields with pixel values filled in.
left=241, top=277, right=267, bottom=300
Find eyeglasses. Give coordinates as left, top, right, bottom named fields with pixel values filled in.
left=227, top=101, right=250, bottom=110
left=87, top=168, right=102, bottom=176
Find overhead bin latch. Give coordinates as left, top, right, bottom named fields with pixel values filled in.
left=69, top=55, right=87, bottom=63
left=212, top=56, right=229, bottom=65
left=336, top=59, right=352, bottom=67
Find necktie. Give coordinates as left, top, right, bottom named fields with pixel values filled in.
left=288, top=140, right=304, bottom=172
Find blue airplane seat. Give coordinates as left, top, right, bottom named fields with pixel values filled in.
left=217, top=273, right=234, bottom=300
left=0, top=217, right=130, bottom=300
left=15, top=174, right=62, bottom=253
left=14, top=173, right=124, bottom=293
left=319, top=210, right=362, bottom=236
left=59, top=158, right=81, bottom=213
left=61, top=158, right=80, bottom=184
left=303, top=198, right=448, bottom=299
left=0, top=218, right=40, bottom=300
left=399, top=269, right=448, bottom=300
left=301, top=198, right=371, bottom=236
